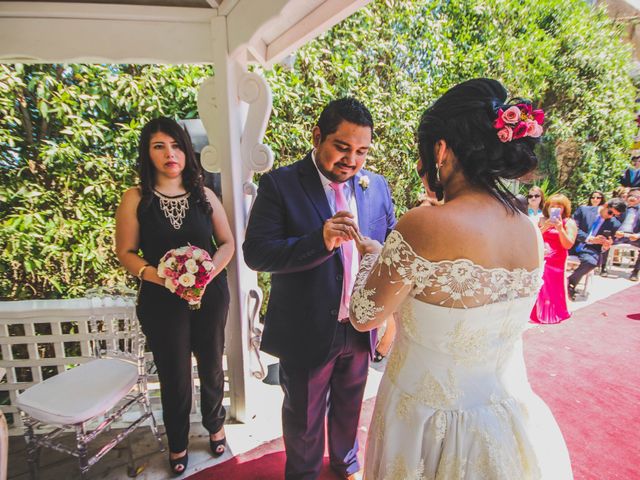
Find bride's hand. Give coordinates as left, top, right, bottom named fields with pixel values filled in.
left=354, top=234, right=383, bottom=256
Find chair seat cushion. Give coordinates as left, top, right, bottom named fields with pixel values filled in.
left=16, top=358, right=139, bottom=425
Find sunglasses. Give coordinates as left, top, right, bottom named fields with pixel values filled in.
left=527, top=194, right=541, bottom=199
left=606, top=209, right=621, bottom=216
left=591, top=195, right=603, bottom=199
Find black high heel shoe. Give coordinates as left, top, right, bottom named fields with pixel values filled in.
left=169, top=452, right=189, bottom=476
left=210, top=436, right=227, bottom=457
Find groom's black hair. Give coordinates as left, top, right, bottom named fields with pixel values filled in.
left=316, top=97, right=374, bottom=141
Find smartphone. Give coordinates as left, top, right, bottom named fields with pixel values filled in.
left=549, top=207, right=561, bottom=221
left=602, top=229, right=612, bottom=239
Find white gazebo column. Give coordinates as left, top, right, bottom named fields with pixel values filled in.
left=197, top=15, right=273, bottom=422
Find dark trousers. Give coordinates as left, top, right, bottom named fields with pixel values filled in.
left=136, top=276, right=229, bottom=453
left=279, top=322, right=369, bottom=480
left=568, top=251, right=599, bottom=288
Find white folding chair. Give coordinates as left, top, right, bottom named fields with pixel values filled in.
left=14, top=288, right=164, bottom=479
left=605, top=243, right=640, bottom=271
left=566, top=255, right=593, bottom=297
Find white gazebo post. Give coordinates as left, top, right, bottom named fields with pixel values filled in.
left=197, top=15, right=274, bottom=422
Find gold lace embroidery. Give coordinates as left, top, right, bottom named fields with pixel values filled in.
left=383, top=456, right=426, bottom=480
left=385, top=342, right=407, bottom=383
left=397, top=369, right=459, bottom=416
left=446, top=320, right=490, bottom=365
left=399, top=301, right=419, bottom=342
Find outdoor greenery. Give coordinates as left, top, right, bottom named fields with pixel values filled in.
left=1, top=0, right=636, bottom=299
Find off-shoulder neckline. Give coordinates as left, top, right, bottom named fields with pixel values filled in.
left=386, top=230, right=542, bottom=276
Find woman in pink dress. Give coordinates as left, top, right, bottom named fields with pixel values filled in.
left=531, top=193, right=578, bottom=324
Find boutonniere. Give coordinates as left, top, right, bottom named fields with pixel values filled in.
left=358, top=175, right=370, bottom=190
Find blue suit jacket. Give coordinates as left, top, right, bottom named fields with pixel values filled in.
left=617, top=206, right=640, bottom=247
left=570, top=205, right=622, bottom=260
left=619, top=167, right=640, bottom=188
left=243, top=153, right=396, bottom=368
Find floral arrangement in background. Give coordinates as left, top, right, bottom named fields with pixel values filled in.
left=157, top=245, right=215, bottom=310
left=494, top=103, right=544, bottom=143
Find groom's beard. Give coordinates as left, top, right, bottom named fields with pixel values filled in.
left=318, top=161, right=358, bottom=183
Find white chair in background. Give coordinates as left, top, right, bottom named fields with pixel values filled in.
left=605, top=243, right=639, bottom=271
left=566, top=255, right=593, bottom=297
left=14, top=288, right=164, bottom=479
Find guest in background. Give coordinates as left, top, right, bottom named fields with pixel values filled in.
left=527, top=186, right=544, bottom=221
left=606, top=188, right=640, bottom=281
left=612, top=186, right=630, bottom=202
left=620, top=156, right=640, bottom=188
left=530, top=194, right=577, bottom=324
left=588, top=190, right=606, bottom=207
left=567, top=198, right=626, bottom=300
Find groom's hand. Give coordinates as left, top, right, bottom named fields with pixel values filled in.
left=323, top=211, right=360, bottom=251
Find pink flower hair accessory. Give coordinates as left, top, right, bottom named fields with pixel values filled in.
left=494, top=102, right=544, bottom=143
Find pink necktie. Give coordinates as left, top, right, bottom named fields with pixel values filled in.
left=330, top=182, right=355, bottom=321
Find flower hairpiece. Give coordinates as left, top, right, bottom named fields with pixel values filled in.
left=494, top=103, right=544, bottom=143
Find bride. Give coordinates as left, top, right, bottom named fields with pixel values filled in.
left=349, top=78, right=572, bottom=479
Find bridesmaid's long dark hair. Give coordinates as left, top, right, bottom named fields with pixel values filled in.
left=136, top=117, right=212, bottom=216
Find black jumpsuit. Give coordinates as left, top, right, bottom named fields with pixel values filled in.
left=136, top=191, right=229, bottom=453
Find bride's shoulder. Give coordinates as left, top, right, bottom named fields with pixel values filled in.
left=394, top=204, right=455, bottom=251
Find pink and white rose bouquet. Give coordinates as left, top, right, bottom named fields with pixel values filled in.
left=493, top=102, right=544, bottom=143
left=157, top=245, right=215, bottom=310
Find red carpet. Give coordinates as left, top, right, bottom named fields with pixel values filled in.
left=523, top=284, right=640, bottom=480
left=192, top=285, right=640, bottom=479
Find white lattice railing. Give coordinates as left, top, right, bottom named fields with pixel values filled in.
left=0, top=297, right=230, bottom=436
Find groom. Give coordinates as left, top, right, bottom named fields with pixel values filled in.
left=243, top=98, right=396, bottom=479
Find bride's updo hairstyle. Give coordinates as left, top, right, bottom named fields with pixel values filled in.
left=417, top=78, right=541, bottom=212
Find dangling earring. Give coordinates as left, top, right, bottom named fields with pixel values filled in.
left=436, top=163, right=441, bottom=183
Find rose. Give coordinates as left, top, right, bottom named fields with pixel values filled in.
left=157, top=261, right=166, bottom=278
left=165, top=257, right=176, bottom=268
left=532, top=109, right=544, bottom=125
left=515, top=103, right=532, bottom=116
left=202, top=260, right=215, bottom=272
left=497, top=127, right=513, bottom=143
left=165, top=277, right=177, bottom=293
left=178, top=273, right=196, bottom=287
left=185, top=258, right=198, bottom=274
left=358, top=175, right=370, bottom=190
left=512, top=121, right=528, bottom=139
left=493, top=114, right=505, bottom=129
left=192, top=248, right=203, bottom=261
left=502, top=106, right=521, bottom=124
left=525, top=120, right=543, bottom=138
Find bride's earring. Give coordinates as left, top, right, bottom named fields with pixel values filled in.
left=436, top=163, right=441, bottom=184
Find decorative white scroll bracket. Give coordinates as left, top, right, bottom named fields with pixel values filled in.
left=238, top=71, right=274, bottom=176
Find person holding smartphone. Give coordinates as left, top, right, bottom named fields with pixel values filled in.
left=531, top=194, right=577, bottom=324
left=568, top=198, right=626, bottom=300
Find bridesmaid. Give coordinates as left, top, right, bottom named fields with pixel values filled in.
left=530, top=193, right=577, bottom=324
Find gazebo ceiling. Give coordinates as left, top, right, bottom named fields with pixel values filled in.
left=5, top=0, right=220, bottom=7
left=0, top=0, right=371, bottom=66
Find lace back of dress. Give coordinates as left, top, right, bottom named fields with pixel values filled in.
left=377, top=231, right=542, bottom=309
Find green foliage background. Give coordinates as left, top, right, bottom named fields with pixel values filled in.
left=1, top=0, right=636, bottom=299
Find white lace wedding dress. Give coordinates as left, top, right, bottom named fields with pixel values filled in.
left=351, top=230, right=573, bottom=479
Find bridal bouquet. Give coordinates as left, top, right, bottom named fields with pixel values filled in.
left=157, top=245, right=215, bottom=310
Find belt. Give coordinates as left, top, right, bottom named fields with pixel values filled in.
left=339, top=318, right=350, bottom=324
